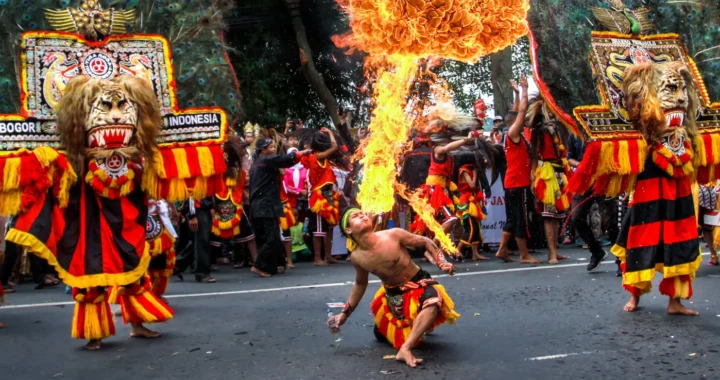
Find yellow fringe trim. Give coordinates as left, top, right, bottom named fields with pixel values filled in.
left=197, top=146, right=216, bottom=177
left=71, top=299, right=114, bottom=340
left=613, top=244, right=703, bottom=287
left=122, top=291, right=174, bottom=324
left=6, top=228, right=152, bottom=288
left=2, top=157, right=21, bottom=190
left=171, top=149, right=191, bottom=179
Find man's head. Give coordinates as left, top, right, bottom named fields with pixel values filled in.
left=493, top=116, right=503, bottom=128
left=341, top=208, right=372, bottom=250
left=256, top=138, right=275, bottom=156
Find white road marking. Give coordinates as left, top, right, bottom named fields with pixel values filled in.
left=526, top=351, right=599, bottom=361
left=1, top=252, right=711, bottom=310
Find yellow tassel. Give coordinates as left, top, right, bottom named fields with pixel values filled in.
left=2, top=157, right=21, bottom=190
left=142, top=168, right=160, bottom=200
left=606, top=175, right=623, bottom=197
left=692, top=183, right=700, bottom=226
left=151, top=149, right=167, bottom=178
left=536, top=162, right=559, bottom=205
left=196, top=147, right=216, bottom=177
left=694, top=135, right=707, bottom=167
left=673, top=277, right=692, bottom=299
left=617, top=140, right=631, bottom=174
left=712, top=226, right=720, bottom=249
left=167, top=178, right=189, bottom=203
left=107, top=286, right=121, bottom=305
left=71, top=299, right=114, bottom=340
left=172, top=149, right=191, bottom=178
left=712, top=134, right=720, bottom=165
left=597, top=141, right=618, bottom=175
left=449, top=182, right=457, bottom=192
left=193, top=177, right=208, bottom=199
left=0, top=191, right=22, bottom=216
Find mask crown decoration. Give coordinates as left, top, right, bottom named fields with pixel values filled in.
left=45, top=0, right=136, bottom=42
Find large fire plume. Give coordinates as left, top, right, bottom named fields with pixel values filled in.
left=334, top=0, right=529, bottom=254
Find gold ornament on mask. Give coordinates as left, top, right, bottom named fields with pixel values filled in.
left=590, top=0, right=653, bottom=36
left=45, top=0, right=136, bottom=42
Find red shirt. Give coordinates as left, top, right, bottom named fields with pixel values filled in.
left=504, top=135, right=531, bottom=189
left=457, top=164, right=475, bottom=194
left=540, top=132, right=563, bottom=161
left=300, top=153, right=336, bottom=191
left=428, top=148, right=453, bottom=179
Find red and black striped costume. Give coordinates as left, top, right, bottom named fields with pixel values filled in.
left=370, top=269, right=460, bottom=349
left=6, top=160, right=174, bottom=341
left=611, top=140, right=702, bottom=298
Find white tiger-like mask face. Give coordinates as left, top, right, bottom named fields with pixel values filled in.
left=86, top=83, right=137, bottom=149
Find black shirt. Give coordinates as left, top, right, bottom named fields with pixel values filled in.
left=567, top=134, right=585, bottom=163
left=249, top=152, right=299, bottom=218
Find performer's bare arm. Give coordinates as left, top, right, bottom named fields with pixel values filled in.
left=462, top=171, right=476, bottom=189
left=434, top=136, right=472, bottom=157
left=317, top=128, right=338, bottom=159
left=329, top=263, right=369, bottom=327
left=507, top=75, right=529, bottom=143
left=510, top=80, right=520, bottom=112
left=392, top=229, right=455, bottom=275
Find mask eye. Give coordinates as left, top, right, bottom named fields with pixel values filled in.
left=101, top=100, right=112, bottom=110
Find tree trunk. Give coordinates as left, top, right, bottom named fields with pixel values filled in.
left=490, top=46, right=514, bottom=118
left=284, top=0, right=341, bottom=127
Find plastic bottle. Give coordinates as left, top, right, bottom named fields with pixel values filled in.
left=302, top=217, right=310, bottom=234
left=327, top=310, right=342, bottom=346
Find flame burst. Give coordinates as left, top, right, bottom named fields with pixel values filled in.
left=334, top=0, right=529, bottom=254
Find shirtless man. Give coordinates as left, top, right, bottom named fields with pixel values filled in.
left=328, top=208, right=460, bottom=368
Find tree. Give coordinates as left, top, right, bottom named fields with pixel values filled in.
left=227, top=0, right=367, bottom=128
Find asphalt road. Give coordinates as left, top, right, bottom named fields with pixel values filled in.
left=1, top=247, right=720, bottom=380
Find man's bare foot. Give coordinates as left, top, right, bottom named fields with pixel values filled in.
left=326, top=256, right=340, bottom=264
left=520, top=255, right=541, bottom=264
left=472, top=255, right=489, bottom=261
left=0, top=321, right=7, bottom=329
left=495, top=249, right=515, bottom=262
left=667, top=298, right=699, bottom=316
left=396, top=347, right=423, bottom=368
left=313, top=260, right=328, bottom=266
left=130, top=324, right=162, bottom=338
left=287, top=263, right=295, bottom=269
left=557, top=254, right=569, bottom=260
left=250, top=267, right=271, bottom=277
left=547, top=254, right=559, bottom=265
left=84, top=339, right=102, bottom=350
left=623, top=295, right=640, bottom=312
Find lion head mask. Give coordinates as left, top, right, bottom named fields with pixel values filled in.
left=56, top=75, right=161, bottom=171
left=622, top=61, right=700, bottom=143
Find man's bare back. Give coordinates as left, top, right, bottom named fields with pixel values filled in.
left=349, top=229, right=421, bottom=288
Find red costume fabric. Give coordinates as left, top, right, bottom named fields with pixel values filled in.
left=301, top=154, right=339, bottom=226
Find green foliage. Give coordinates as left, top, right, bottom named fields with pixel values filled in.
left=439, top=38, right=531, bottom=114
left=228, top=0, right=367, bottom=128
left=0, top=0, right=242, bottom=121
left=528, top=0, right=720, bottom=114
